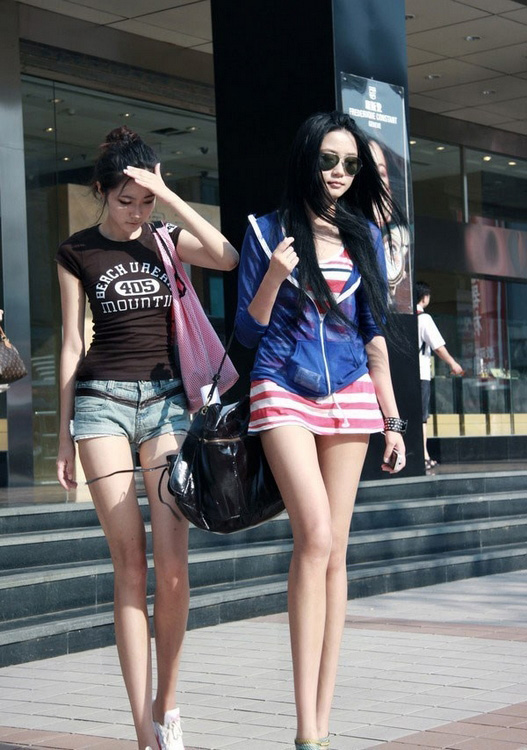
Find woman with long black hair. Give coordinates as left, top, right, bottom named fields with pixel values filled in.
left=236, top=111, right=407, bottom=750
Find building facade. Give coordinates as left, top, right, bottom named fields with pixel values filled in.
left=0, top=0, right=526, bottom=489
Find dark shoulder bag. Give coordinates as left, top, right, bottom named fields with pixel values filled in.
left=166, top=333, right=284, bottom=534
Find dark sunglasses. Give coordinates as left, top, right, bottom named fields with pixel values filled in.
left=318, top=152, right=362, bottom=176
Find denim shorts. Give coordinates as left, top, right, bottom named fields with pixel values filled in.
left=72, top=379, right=190, bottom=445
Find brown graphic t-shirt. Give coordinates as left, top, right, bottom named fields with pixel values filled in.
left=56, top=224, right=182, bottom=381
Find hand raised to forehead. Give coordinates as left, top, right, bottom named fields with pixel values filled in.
left=123, top=163, right=172, bottom=202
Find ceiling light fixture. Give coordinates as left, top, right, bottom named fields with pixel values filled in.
left=436, top=146, right=446, bottom=151
left=425, top=74, right=442, bottom=80
left=119, top=112, right=133, bottom=118
left=44, top=127, right=54, bottom=133
left=49, top=98, right=63, bottom=104
left=186, top=126, right=198, bottom=132
left=62, top=156, right=71, bottom=161
left=483, top=156, right=492, bottom=162
left=508, top=161, right=517, bottom=166
left=410, top=140, right=417, bottom=145
left=481, top=89, right=496, bottom=96
left=464, top=35, right=481, bottom=42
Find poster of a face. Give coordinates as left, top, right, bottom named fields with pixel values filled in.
left=340, top=73, right=413, bottom=313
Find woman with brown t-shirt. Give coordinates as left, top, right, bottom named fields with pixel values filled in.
left=56, top=127, right=238, bottom=750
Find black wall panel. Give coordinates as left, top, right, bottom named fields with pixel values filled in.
left=211, top=0, right=424, bottom=478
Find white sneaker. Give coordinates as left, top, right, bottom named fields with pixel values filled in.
left=153, top=707, right=185, bottom=750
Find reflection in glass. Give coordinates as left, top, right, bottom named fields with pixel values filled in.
left=466, top=149, right=527, bottom=231
left=22, top=76, right=220, bottom=483
left=422, top=272, right=526, bottom=437
left=508, top=283, right=527, bottom=435
left=23, top=78, right=60, bottom=485
left=410, top=138, right=462, bottom=222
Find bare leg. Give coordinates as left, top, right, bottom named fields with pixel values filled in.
left=423, top=422, right=430, bottom=461
left=261, top=427, right=331, bottom=741
left=79, top=436, right=157, bottom=750
left=315, top=434, right=369, bottom=738
left=262, top=428, right=369, bottom=741
left=139, top=432, right=189, bottom=727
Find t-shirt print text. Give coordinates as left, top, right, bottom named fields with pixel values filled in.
left=95, top=261, right=172, bottom=314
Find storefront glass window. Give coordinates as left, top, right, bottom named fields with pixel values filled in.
left=22, top=76, right=220, bottom=484
left=466, top=149, right=527, bottom=231
left=508, top=282, right=527, bottom=435
left=414, top=138, right=527, bottom=440
left=422, top=272, right=527, bottom=438
left=410, top=138, right=462, bottom=222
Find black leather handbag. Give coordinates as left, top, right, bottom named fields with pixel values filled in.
left=166, top=334, right=284, bottom=534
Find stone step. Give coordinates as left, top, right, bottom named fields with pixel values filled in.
left=2, top=480, right=525, bottom=533
left=1, top=486, right=525, bottom=580
left=2, top=487, right=526, bottom=570
left=351, top=489, right=527, bottom=530
left=357, top=470, right=527, bottom=502
left=0, top=515, right=298, bottom=570
left=1, top=541, right=526, bottom=667
left=1, top=491, right=526, bottom=570
left=0, top=502, right=104, bottom=535
left=1, top=513, right=527, bottom=622
left=0, top=540, right=294, bottom=622
left=1, top=470, right=527, bottom=667
left=349, top=515, right=527, bottom=564
left=347, top=542, right=527, bottom=599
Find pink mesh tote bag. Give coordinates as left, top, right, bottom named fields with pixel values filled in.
left=150, top=222, right=238, bottom=413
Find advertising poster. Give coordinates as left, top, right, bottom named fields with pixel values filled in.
left=340, top=72, right=413, bottom=313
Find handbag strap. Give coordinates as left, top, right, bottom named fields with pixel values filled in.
left=211, top=328, right=236, bottom=384
left=149, top=222, right=187, bottom=299
left=0, top=326, right=12, bottom=347
left=150, top=222, right=236, bottom=410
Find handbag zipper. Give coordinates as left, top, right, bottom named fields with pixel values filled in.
left=201, top=436, right=243, bottom=443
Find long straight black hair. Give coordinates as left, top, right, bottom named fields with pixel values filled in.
left=280, top=111, right=407, bottom=333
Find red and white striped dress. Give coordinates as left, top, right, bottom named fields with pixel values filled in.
left=249, top=248, right=384, bottom=435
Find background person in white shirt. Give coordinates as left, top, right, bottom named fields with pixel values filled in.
left=416, top=281, right=464, bottom=470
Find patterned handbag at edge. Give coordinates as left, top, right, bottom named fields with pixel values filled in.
left=150, top=222, right=239, bottom=413
left=0, top=325, right=27, bottom=385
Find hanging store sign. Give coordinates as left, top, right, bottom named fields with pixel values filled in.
left=340, top=72, right=413, bottom=313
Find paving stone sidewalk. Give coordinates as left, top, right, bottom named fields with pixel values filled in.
left=2, top=571, right=527, bottom=749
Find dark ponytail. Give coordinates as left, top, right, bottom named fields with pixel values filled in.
left=91, top=125, right=158, bottom=197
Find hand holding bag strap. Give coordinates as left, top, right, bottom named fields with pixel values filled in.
left=150, top=222, right=238, bottom=412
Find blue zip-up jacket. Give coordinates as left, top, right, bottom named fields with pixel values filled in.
left=235, top=211, right=387, bottom=399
